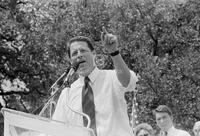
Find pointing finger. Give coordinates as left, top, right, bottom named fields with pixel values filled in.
left=102, top=26, right=109, bottom=34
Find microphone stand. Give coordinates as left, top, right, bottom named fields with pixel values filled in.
left=32, top=66, right=92, bottom=131
left=32, top=68, right=71, bottom=115
left=38, top=84, right=66, bottom=116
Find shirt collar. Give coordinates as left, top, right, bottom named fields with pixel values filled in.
left=167, top=126, right=175, bottom=134
left=79, top=67, right=100, bottom=84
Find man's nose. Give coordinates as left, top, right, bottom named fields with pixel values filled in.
left=160, top=118, right=164, bottom=123
left=77, top=50, right=83, bottom=56
left=76, top=51, right=83, bottom=60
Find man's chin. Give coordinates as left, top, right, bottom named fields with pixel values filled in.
left=161, top=126, right=169, bottom=131
left=77, top=69, right=89, bottom=76
left=77, top=67, right=94, bottom=77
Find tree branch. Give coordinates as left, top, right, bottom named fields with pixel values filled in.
left=146, top=26, right=159, bottom=56
left=0, top=33, right=15, bottom=42
left=144, top=77, right=158, bottom=96
left=35, top=88, right=47, bottom=96
left=0, top=4, right=8, bottom=10
left=181, top=74, right=200, bottom=87
left=0, top=90, right=30, bottom=96
left=19, top=98, right=29, bottom=113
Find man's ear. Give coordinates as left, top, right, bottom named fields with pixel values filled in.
left=70, top=60, right=72, bottom=65
left=93, top=51, right=97, bottom=65
left=170, top=115, right=174, bottom=122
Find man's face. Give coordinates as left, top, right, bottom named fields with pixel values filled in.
left=137, top=129, right=150, bottom=136
left=155, top=112, right=173, bottom=131
left=70, top=41, right=95, bottom=76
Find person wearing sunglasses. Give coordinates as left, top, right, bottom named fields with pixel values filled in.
left=193, top=121, right=200, bottom=136
left=134, top=123, right=154, bottom=136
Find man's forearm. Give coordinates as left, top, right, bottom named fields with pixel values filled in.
left=111, top=53, right=130, bottom=87
left=100, top=27, right=131, bottom=87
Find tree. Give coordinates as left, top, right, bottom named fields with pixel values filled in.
left=0, top=0, right=200, bottom=135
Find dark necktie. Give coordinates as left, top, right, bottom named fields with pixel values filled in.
left=82, top=76, right=97, bottom=136
left=162, top=131, right=168, bottom=136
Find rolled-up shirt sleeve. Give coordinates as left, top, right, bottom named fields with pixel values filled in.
left=124, top=70, right=138, bottom=92
left=112, top=70, right=138, bottom=92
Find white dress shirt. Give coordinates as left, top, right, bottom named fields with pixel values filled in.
left=52, top=67, right=138, bottom=136
left=161, top=126, right=191, bottom=136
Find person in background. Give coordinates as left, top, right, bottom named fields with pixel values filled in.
left=134, top=123, right=154, bottom=136
left=153, top=105, right=191, bottom=136
left=52, top=27, right=138, bottom=136
left=193, top=121, right=200, bottom=136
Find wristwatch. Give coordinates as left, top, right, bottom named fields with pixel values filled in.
left=109, top=50, right=120, bottom=57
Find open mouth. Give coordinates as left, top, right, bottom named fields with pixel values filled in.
left=79, top=60, right=86, bottom=64
left=78, top=60, right=86, bottom=69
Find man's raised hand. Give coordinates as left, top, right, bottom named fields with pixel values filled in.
left=101, top=27, right=118, bottom=53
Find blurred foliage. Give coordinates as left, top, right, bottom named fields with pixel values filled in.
left=0, top=0, right=200, bottom=135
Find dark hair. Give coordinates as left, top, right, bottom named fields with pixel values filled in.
left=67, top=36, right=94, bottom=58
left=134, top=123, right=153, bottom=136
left=153, top=105, right=173, bottom=116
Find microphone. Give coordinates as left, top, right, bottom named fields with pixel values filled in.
left=69, top=61, right=80, bottom=75
left=32, top=61, right=81, bottom=115
left=64, top=61, right=80, bottom=81
left=56, top=61, right=81, bottom=87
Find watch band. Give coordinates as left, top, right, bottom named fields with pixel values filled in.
left=109, top=50, right=119, bottom=57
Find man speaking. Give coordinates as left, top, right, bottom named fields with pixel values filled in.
left=52, top=27, right=138, bottom=136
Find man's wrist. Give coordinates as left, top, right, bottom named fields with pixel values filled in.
left=109, top=50, right=120, bottom=57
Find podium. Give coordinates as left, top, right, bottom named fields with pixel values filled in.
left=2, top=108, right=94, bottom=136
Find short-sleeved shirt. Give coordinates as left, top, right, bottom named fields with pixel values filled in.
left=52, top=67, right=138, bottom=136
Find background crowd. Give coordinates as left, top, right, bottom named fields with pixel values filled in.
left=134, top=105, right=200, bottom=136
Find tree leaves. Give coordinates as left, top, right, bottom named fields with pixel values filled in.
left=0, top=0, right=200, bottom=135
